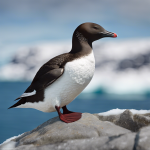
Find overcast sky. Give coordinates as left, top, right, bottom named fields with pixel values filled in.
left=0, top=0, right=150, bottom=41
left=0, top=0, right=150, bottom=66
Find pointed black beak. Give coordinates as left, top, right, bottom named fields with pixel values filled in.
left=101, top=31, right=117, bottom=38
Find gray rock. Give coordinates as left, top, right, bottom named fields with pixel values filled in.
left=96, top=109, right=150, bottom=132
left=14, top=133, right=136, bottom=150
left=134, top=126, right=150, bottom=150
left=115, top=110, right=140, bottom=131
left=133, top=114, right=150, bottom=127
left=2, top=111, right=150, bottom=150
left=13, top=113, right=130, bottom=147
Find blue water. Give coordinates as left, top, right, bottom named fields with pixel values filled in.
left=0, top=82, right=150, bottom=144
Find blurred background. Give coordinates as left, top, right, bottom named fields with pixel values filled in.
left=0, top=0, right=150, bottom=143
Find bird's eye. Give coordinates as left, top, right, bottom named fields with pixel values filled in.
left=93, top=26, right=98, bottom=30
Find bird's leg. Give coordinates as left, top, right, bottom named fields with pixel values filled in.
left=62, top=105, right=74, bottom=114
left=55, top=106, right=82, bottom=123
left=55, top=106, right=61, bottom=116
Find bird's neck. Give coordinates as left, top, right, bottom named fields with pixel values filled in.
left=70, top=31, right=92, bottom=54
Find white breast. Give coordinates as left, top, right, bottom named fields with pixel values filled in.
left=45, top=51, right=95, bottom=111
left=18, top=51, right=95, bottom=112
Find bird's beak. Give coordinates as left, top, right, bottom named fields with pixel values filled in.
left=101, top=31, right=117, bottom=38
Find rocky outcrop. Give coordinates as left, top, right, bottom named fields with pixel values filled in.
left=10, top=113, right=131, bottom=147
left=1, top=110, right=150, bottom=150
left=96, top=109, right=150, bottom=132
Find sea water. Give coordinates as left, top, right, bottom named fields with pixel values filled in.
left=0, top=81, right=150, bottom=144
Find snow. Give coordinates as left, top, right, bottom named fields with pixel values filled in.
left=99, top=108, right=150, bottom=116
left=0, top=134, right=22, bottom=150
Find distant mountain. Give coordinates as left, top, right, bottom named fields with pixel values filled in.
left=0, top=39, right=150, bottom=94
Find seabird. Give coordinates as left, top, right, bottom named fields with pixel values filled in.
left=9, top=22, right=117, bottom=123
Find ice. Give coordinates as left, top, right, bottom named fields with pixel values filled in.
left=0, top=39, right=150, bottom=94
left=99, top=108, right=150, bottom=116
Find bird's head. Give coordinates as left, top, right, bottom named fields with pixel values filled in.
left=74, top=22, right=117, bottom=43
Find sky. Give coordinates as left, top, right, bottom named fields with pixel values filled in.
left=0, top=0, right=150, bottom=66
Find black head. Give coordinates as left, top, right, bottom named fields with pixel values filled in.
left=74, top=22, right=117, bottom=43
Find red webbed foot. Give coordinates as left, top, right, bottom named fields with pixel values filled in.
left=55, top=105, right=82, bottom=123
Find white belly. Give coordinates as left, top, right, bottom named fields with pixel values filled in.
left=18, top=51, right=95, bottom=112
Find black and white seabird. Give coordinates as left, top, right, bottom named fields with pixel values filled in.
left=9, top=22, right=117, bottom=123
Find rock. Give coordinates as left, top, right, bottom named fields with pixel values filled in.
left=2, top=110, right=150, bottom=150
left=12, top=113, right=130, bottom=147
left=134, top=126, right=150, bottom=150
left=115, top=110, right=140, bottom=131
left=14, top=133, right=136, bottom=150
left=133, top=114, right=150, bottom=126
left=96, top=109, right=150, bottom=131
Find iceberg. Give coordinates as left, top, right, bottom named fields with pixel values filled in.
left=0, top=39, right=150, bottom=94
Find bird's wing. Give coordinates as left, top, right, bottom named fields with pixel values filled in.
left=15, top=66, right=64, bottom=100
left=8, top=53, right=71, bottom=109
left=16, top=52, right=71, bottom=100
left=19, top=53, right=70, bottom=99
left=9, top=66, right=64, bottom=109
left=33, top=67, right=64, bottom=90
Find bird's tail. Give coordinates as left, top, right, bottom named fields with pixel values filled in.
left=8, top=89, right=44, bottom=109
left=8, top=97, right=27, bottom=109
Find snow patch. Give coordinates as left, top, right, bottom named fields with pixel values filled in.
left=0, top=134, right=22, bottom=150
left=98, top=108, right=150, bottom=116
